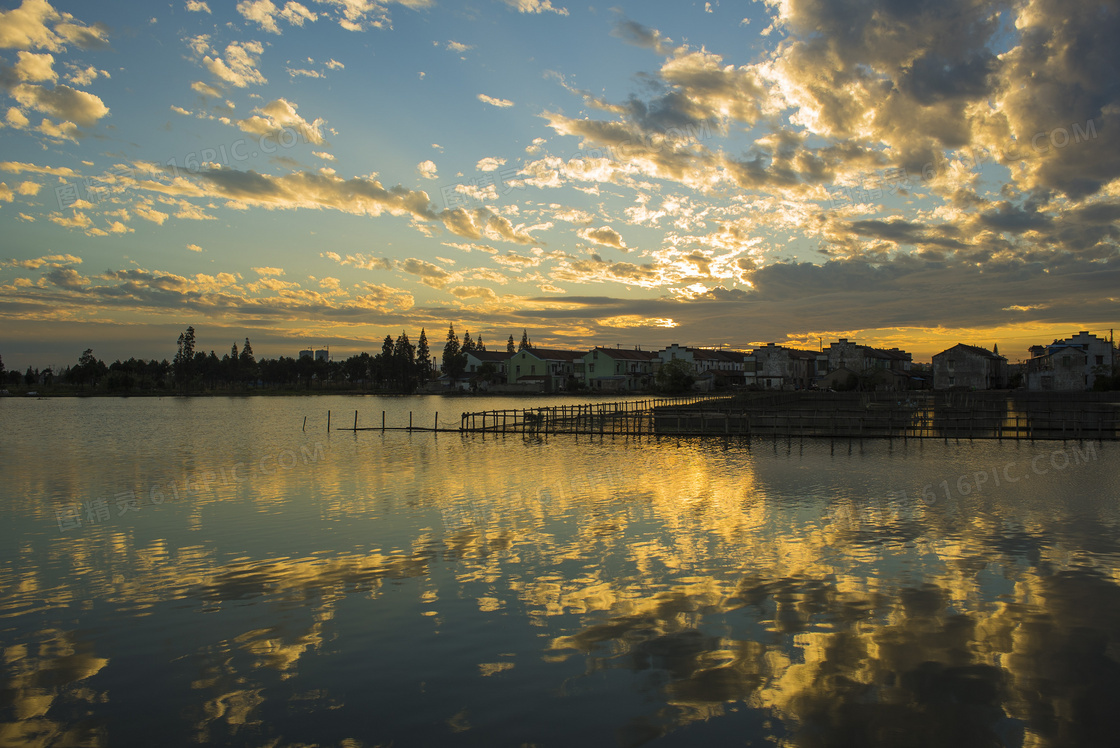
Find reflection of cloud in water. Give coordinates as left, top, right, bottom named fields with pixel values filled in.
left=3, top=432, right=1120, bottom=745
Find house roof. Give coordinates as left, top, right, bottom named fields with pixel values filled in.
left=935, top=343, right=1006, bottom=360
left=592, top=347, right=659, bottom=361
left=465, top=350, right=510, bottom=362
left=518, top=348, right=584, bottom=362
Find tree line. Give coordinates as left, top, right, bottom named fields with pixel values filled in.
left=0, top=324, right=539, bottom=394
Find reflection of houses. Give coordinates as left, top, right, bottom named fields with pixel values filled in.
left=464, top=350, right=509, bottom=387
left=581, top=347, right=658, bottom=391
left=506, top=348, right=583, bottom=391
left=1025, top=331, right=1115, bottom=391
left=750, top=343, right=816, bottom=389
left=932, top=344, right=1007, bottom=390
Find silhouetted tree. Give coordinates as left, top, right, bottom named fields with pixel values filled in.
left=416, top=328, right=433, bottom=384
left=476, top=334, right=486, bottom=351
left=507, top=335, right=515, bottom=354
left=239, top=338, right=257, bottom=384
left=462, top=330, right=475, bottom=353
left=442, top=323, right=466, bottom=380
left=656, top=358, right=695, bottom=394
left=174, top=326, right=196, bottom=391
left=519, top=329, right=532, bottom=351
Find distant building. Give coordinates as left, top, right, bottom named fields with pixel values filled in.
left=299, top=349, right=314, bottom=360
left=814, top=338, right=913, bottom=390
left=464, top=349, right=509, bottom=387
left=315, top=348, right=330, bottom=362
left=655, top=344, right=748, bottom=390
left=582, top=347, right=658, bottom=391
left=506, top=348, right=583, bottom=391
left=932, top=344, right=1007, bottom=389
left=751, top=343, right=816, bottom=389
left=1025, top=331, right=1115, bottom=391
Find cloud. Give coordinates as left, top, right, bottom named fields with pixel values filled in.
left=416, top=160, right=438, bottom=180
left=202, top=41, right=267, bottom=88
left=501, top=0, right=568, bottom=16
left=16, top=180, right=40, bottom=195
left=445, top=40, right=473, bottom=53
left=398, top=257, right=454, bottom=288
left=0, top=183, right=13, bottom=202
left=13, top=51, right=56, bottom=82
left=186, top=243, right=203, bottom=252
left=6, top=107, right=30, bottom=128
left=0, top=0, right=109, bottom=52
left=315, top=0, right=431, bottom=32
left=313, top=151, right=335, bottom=161
left=186, top=0, right=211, bottom=12
left=236, top=0, right=317, bottom=34
left=0, top=160, right=77, bottom=176
left=190, top=80, right=222, bottom=98
left=237, top=98, right=325, bottom=144
left=477, top=94, right=514, bottom=108
left=253, top=266, right=285, bottom=275
left=577, top=225, right=629, bottom=251
left=2, top=252, right=81, bottom=268
left=9, top=83, right=108, bottom=127
left=611, top=19, right=675, bottom=55
left=476, top=157, right=506, bottom=172
left=450, top=285, right=499, bottom=301
left=65, top=64, right=106, bottom=86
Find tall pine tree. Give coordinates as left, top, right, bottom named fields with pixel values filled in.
left=442, top=323, right=465, bottom=379
left=416, top=328, right=432, bottom=383
left=462, top=330, right=474, bottom=353
left=476, top=334, right=486, bottom=351
left=518, top=329, right=532, bottom=351
left=507, top=334, right=515, bottom=353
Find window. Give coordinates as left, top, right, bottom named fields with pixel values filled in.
left=1062, top=355, right=1071, bottom=366
left=531, top=365, right=536, bottom=374
left=947, top=359, right=955, bottom=371
left=516, top=365, right=520, bottom=375
left=949, top=377, right=955, bottom=385
left=593, top=350, right=598, bottom=359
left=589, top=364, right=595, bottom=373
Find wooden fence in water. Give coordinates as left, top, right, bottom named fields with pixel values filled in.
left=325, top=392, right=1120, bottom=440
left=455, top=392, right=1120, bottom=441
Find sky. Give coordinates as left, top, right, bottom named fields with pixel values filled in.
left=0, top=0, right=1118, bottom=370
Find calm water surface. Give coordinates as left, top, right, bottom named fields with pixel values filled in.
left=2, top=395, right=1120, bottom=747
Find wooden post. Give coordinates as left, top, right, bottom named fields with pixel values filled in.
left=302, top=416, right=307, bottom=432
left=327, top=410, right=331, bottom=432
left=435, top=412, right=439, bottom=432
left=409, top=411, right=413, bottom=432
left=382, top=411, right=386, bottom=432
left=354, top=409, right=358, bottom=430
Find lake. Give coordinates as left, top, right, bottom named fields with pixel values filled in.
left=2, top=394, right=1119, bottom=747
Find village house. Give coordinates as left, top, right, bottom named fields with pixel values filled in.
left=814, top=338, right=913, bottom=390
left=655, top=344, right=749, bottom=390
left=506, top=348, right=583, bottom=392
left=464, top=349, right=509, bottom=388
left=750, top=343, right=816, bottom=389
left=581, top=347, right=658, bottom=391
left=1025, top=331, right=1115, bottom=390
left=932, top=344, right=1007, bottom=390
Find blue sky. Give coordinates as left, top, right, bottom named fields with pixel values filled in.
left=1, top=0, right=1118, bottom=369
